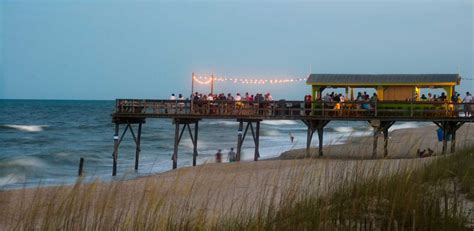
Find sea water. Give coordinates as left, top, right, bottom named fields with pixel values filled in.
left=0, top=99, right=425, bottom=189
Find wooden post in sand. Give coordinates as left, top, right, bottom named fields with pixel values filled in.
left=78, top=157, right=84, bottom=176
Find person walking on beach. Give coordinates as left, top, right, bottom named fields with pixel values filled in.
left=215, top=149, right=223, bottom=163
left=228, top=148, right=236, bottom=162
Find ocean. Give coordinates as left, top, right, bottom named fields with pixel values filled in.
left=0, top=99, right=425, bottom=189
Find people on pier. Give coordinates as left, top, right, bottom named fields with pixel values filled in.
left=178, top=94, right=185, bottom=111
left=463, top=92, right=473, bottom=117
left=170, top=93, right=176, bottom=100
left=421, top=94, right=427, bottom=101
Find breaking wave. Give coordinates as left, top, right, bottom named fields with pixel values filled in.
left=1, top=124, right=48, bottom=132
left=261, top=120, right=299, bottom=126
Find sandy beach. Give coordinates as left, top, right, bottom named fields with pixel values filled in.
left=1, top=123, right=473, bottom=227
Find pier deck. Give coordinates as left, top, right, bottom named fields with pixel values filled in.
left=111, top=99, right=474, bottom=175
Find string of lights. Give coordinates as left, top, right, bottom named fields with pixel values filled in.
left=192, top=75, right=307, bottom=85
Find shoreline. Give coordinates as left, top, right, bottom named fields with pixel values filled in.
left=280, top=123, right=474, bottom=160
left=1, top=124, right=474, bottom=227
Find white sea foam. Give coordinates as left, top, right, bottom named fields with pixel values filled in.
left=261, top=120, right=298, bottom=126
left=0, top=174, right=26, bottom=187
left=3, top=124, right=47, bottom=132
left=389, top=122, right=419, bottom=132
left=0, top=157, right=47, bottom=168
left=333, top=126, right=355, bottom=133
left=205, top=121, right=238, bottom=126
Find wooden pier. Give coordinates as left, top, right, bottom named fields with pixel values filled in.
left=111, top=99, right=474, bottom=176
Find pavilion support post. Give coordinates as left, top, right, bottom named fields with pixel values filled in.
left=172, top=121, right=179, bottom=169
left=254, top=121, right=260, bottom=161
left=112, top=123, right=119, bottom=176
left=236, top=120, right=244, bottom=161
left=193, top=121, right=199, bottom=166
left=134, top=122, right=142, bottom=171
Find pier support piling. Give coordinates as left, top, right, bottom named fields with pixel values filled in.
left=236, top=121, right=244, bottom=161
left=171, top=118, right=200, bottom=169
left=193, top=121, right=199, bottom=166
left=111, top=118, right=146, bottom=176
left=112, top=123, right=119, bottom=176
left=135, top=123, right=142, bottom=171
left=172, top=122, right=179, bottom=169
left=303, top=120, right=330, bottom=157
left=236, top=119, right=262, bottom=161
left=369, top=120, right=395, bottom=158
left=433, top=121, right=464, bottom=154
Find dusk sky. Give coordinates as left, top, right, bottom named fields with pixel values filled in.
left=1, top=0, right=472, bottom=100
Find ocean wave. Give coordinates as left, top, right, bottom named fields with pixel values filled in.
left=1, top=124, right=48, bottom=132
left=0, top=174, right=26, bottom=187
left=204, top=121, right=238, bottom=126
left=332, top=126, right=355, bottom=133
left=0, top=157, right=47, bottom=168
left=389, top=122, right=420, bottom=132
left=261, top=120, right=298, bottom=126
left=260, top=130, right=283, bottom=137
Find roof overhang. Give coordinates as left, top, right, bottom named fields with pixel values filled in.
left=306, top=74, right=461, bottom=87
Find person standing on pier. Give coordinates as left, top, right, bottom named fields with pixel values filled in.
left=463, top=92, right=472, bottom=117
left=215, top=149, right=223, bottom=163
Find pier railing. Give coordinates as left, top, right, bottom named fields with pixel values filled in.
left=114, top=99, right=474, bottom=119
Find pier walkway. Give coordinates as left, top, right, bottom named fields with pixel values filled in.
left=111, top=99, right=474, bottom=176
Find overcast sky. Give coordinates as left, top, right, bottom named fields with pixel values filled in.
left=1, top=0, right=472, bottom=100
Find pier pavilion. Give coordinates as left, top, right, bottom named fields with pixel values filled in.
left=111, top=73, right=473, bottom=176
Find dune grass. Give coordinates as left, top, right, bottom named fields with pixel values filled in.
left=1, top=147, right=474, bottom=230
